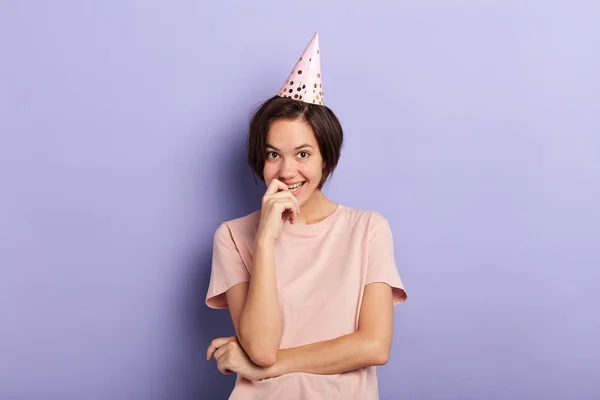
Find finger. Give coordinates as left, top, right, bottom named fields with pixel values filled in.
left=271, top=191, right=301, bottom=218
left=206, top=337, right=230, bottom=361
left=266, top=190, right=301, bottom=210
left=290, top=199, right=300, bottom=220
left=275, top=200, right=296, bottom=216
left=217, top=359, right=233, bottom=375
left=216, top=352, right=235, bottom=375
left=292, top=195, right=301, bottom=216
left=281, top=201, right=297, bottom=224
left=265, top=190, right=296, bottom=200
left=265, top=179, right=288, bottom=195
left=284, top=194, right=300, bottom=222
left=217, top=364, right=234, bottom=375
left=264, top=192, right=300, bottom=219
left=283, top=209, right=295, bottom=225
left=206, top=336, right=236, bottom=360
left=213, top=345, right=228, bottom=362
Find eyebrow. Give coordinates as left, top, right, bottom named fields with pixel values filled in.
left=266, top=144, right=314, bottom=151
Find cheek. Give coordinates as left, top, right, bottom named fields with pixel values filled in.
left=300, top=162, right=323, bottom=183
left=263, top=163, right=276, bottom=180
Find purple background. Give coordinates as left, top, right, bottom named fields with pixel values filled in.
left=1, top=1, right=599, bottom=399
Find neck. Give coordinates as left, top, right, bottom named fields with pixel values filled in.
left=297, top=190, right=338, bottom=225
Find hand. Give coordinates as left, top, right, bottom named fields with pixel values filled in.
left=207, top=336, right=267, bottom=381
left=257, top=179, right=301, bottom=240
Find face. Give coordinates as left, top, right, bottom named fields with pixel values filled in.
left=263, top=118, right=325, bottom=206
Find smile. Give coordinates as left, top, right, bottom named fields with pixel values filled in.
left=288, top=181, right=305, bottom=191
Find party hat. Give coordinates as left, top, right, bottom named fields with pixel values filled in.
left=277, top=33, right=324, bottom=105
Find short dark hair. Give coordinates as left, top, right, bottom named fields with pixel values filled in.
left=247, top=95, right=343, bottom=189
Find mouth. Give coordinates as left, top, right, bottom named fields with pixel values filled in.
left=287, top=181, right=305, bottom=193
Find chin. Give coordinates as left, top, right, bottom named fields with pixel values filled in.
left=299, top=186, right=317, bottom=204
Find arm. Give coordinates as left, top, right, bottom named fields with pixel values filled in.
left=262, top=282, right=394, bottom=377
left=225, top=179, right=299, bottom=367
left=210, top=213, right=404, bottom=379
left=227, top=237, right=282, bottom=367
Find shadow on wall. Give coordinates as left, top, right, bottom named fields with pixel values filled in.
left=173, top=131, right=264, bottom=400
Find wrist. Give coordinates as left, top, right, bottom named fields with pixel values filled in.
left=255, top=233, right=276, bottom=248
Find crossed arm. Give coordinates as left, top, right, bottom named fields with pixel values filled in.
left=207, top=279, right=395, bottom=379
left=206, top=234, right=396, bottom=380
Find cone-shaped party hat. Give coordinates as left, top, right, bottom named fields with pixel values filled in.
left=277, top=33, right=324, bottom=105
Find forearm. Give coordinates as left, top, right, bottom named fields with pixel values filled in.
left=263, top=331, right=388, bottom=378
left=238, top=237, right=283, bottom=365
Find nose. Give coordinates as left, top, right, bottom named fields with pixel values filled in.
left=278, top=157, right=296, bottom=180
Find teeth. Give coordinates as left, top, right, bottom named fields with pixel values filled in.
left=288, top=182, right=303, bottom=190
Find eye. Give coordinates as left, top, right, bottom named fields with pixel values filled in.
left=298, top=151, right=310, bottom=159
left=266, top=151, right=279, bottom=159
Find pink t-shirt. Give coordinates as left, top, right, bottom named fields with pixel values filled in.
left=206, top=204, right=407, bottom=400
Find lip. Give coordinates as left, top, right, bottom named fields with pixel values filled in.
left=284, top=181, right=304, bottom=186
left=288, top=181, right=305, bottom=195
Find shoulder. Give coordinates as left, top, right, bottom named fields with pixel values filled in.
left=214, top=209, right=261, bottom=244
left=336, top=206, right=394, bottom=242
left=338, top=205, right=391, bottom=229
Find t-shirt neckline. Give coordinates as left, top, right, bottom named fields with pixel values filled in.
left=281, top=204, right=344, bottom=236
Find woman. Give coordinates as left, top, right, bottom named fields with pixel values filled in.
left=205, top=33, right=407, bottom=400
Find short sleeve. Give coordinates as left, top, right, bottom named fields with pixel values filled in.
left=205, top=222, right=251, bottom=309
left=366, top=213, right=407, bottom=305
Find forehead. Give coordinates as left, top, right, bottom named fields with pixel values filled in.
left=267, top=119, right=317, bottom=148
